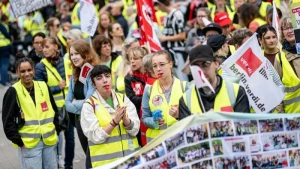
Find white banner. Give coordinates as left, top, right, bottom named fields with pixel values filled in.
left=190, top=65, right=215, bottom=93
left=10, top=0, right=52, bottom=17
left=80, top=0, right=99, bottom=36
left=221, top=34, right=284, bottom=113
left=79, top=63, right=93, bottom=84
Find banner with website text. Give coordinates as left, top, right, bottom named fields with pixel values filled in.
left=221, top=34, right=284, bottom=113
left=95, top=112, right=300, bottom=169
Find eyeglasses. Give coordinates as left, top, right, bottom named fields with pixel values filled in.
left=283, top=27, right=293, bottom=32
left=152, top=62, right=170, bottom=69
left=34, top=41, right=43, bottom=45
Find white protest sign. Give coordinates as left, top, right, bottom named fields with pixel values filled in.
left=80, top=0, right=99, bottom=36
left=79, top=63, right=94, bottom=84
left=221, top=34, right=284, bottom=113
left=10, top=0, right=53, bottom=17
left=190, top=65, right=215, bottom=93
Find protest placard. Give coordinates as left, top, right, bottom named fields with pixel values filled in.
left=79, top=63, right=93, bottom=84
left=221, top=34, right=285, bottom=113
left=80, top=0, right=99, bottom=36
left=290, top=2, right=300, bottom=54
left=10, top=0, right=53, bottom=17
left=94, top=112, right=300, bottom=169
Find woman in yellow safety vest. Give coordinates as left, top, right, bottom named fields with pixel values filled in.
left=65, top=40, right=100, bottom=169
left=142, top=50, right=188, bottom=143
left=93, top=35, right=123, bottom=90
left=237, top=3, right=266, bottom=33
left=274, top=17, right=300, bottom=113
left=95, top=12, right=112, bottom=38
left=116, top=38, right=140, bottom=93
left=46, top=17, right=67, bottom=55
left=108, top=23, right=125, bottom=55
left=81, top=65, right=140, bottom=168
left=0, top=14, right=11, bottom=86
left=2, top=57, right=60, bottom=169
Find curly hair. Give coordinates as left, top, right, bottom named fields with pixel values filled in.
left=70, top=40, right=100, bottom=82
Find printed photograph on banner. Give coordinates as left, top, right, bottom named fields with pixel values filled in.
left=185, top=123, right=209, bottom=144
left=234, top=120, right=258, bottom=136
left=261, top=132, right=298, bottom=152
left=232, top=142, right=246, bottom=153
left=214, top=155, right=250, bottom=169
left=209, top=121, right=234, bottom=138
left=289, top=149, right=300, bottom=167
left=285, top=117, right=300, bottom=131
left=111, top=155, right=141, bottom=169
left=191, top=159, right=213, bottom=169
left=250, top=135, right=262, bottom=153
left=141, top=144, right=166, bottom=162
left=138, top=152, right=177, bottom=169
left=177, top=141, right=211, bottom=164
left=259, top=118, right=284, bottom=133
left=251, top=151, right=288, bottom=169
left=211, top=140, right=223, bottom=156
left=176, top=166, right=190, bottom=169
left=165, top=131, right=185, bottom=153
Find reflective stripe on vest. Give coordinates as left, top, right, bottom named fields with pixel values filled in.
left=276, top=52, right=300, bottom=113
left=259, top=1, right=271, bottom=18
left=41, top=58, right=72, bottom=107
left=146, top=78, right=186, bottom=143
left=0, top=22, right=10, bottom=46
left=13, top=81, right=57, bottom=148
left=86, top=93, right=139, bottom=167
left=183, top=80, right=239, bottom=114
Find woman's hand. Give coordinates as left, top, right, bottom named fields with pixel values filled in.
left=169, top=105, right=179, bottom=118
left=121, top=106, right=131, bottom=127
left=158, top=118, right=165, bottom=125
left=59, top=80, right=66, bottom=90
left=113, top=106, right=126, bottom=124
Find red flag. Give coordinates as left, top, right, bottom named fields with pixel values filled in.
left=136, top=0, right=162, bottom=52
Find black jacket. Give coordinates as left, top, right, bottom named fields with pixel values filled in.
left=124, top=71, right=147, bottom=116
left=178, top=76, right=250, bottom=120
left=2, top=85, right=60, bottom=147
left=27, top=49, right=43, bottom=67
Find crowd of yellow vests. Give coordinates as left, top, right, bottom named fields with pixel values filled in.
left=1, top=0, right=300, bottom=168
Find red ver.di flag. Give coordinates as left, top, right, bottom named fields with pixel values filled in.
left=221, top=33, right=284, bottom=113
left=79, top=63, right=94, bottom=84
left=136, top=0, right=162, bottom=52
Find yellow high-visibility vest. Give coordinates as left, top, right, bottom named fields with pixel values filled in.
left=41, top=58, right=72, bottom=107
left=86, top=94, right=139, bottom=167
left=0, top=22, right=10, bottom=47
left=111, top=56, right=123, bottom=89
left=183, top=80, right=239, bottom=114
left=259, top=1, right=271, bottom=19
left=276, top=51, right=300, bottom=113
left=71, top=3, right=81, bottom=27
left=23, top=12, right=46, bottom=36
left=115, top=75, right=126, bottom=93
left=253, top=17, right=267, bottom=27
left=146, top=78, right=186, bottom=143
left=210, top=5, right=235, bottom=22
left=13, top=81, right=57, bottom=148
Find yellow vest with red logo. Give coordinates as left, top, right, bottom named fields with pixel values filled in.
left=86, top=94, right=139, bottom=167
left=146, top=78, right=186, bottom=143
left=276, top=52, right=300, bottom=113
left=183, top=80, right=239, bottom=114
left=13, top=81, right=57, bottom=148
left=41, top=58, right=72, bottom=108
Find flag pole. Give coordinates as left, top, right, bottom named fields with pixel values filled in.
left=195, top=87, right=206, bottom=113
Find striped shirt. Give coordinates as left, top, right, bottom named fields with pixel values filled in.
left=162, top=9, right=185, bottom=52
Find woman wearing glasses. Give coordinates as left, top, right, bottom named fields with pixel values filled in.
left=46, top=17, right=67, bottom=55
left=2, top=57, right=60, bottom=169
left=81, top=65, right=140, bottom=168
left=274, top=17, right=300, bottom=113
left=65, top=40, right=100, bottom=168
left=142, top=50, right=188, bottom=143
left=108, top=23, right=124, bottom=56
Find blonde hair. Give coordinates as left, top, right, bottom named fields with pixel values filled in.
left=143, top=53, right=154, bottom=73
left=127, top=46, right=149, bottom=59
left=280, top=17, right=292, bottom=44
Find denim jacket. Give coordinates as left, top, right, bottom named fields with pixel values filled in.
left=65, top=75, right=95, bottom=115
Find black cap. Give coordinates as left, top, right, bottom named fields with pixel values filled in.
left=207, top=34, right=230, bottom=52
left=202, top=23, right=222, bottom=36
left=189, top=45, right=215, bottom=64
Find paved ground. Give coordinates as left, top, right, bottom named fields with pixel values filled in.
left=0, top=85, right=86, bottom=169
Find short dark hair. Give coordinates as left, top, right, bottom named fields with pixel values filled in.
left=92, top=35, right=113, bottom=56
left=90, top=65, right=112, bottom=84
left=232, top=28, right=253, bottom=46
left=257, top=26, right=277, bottom=39
left=32, top=32, right=46, bottom=42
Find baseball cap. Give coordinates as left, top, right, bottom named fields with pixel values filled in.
left=214, top=12, right=232, bottom=27
left=189, top=45, right=215, bottom=64
left=207, top=34, right=230, bottom=52
left=202, top=23, right=222, bottom=36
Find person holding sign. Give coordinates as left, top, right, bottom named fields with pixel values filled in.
left=2, top=58, right=60, bottom=169
left=81, top=65, right=140, bottom=168
left=274, top=17, right=300, bottom=113
left=176, top=45, right=250, bottom=120
left=65, top=40, right=100, bottom=169
left=142, top=50, right=188, bottom=143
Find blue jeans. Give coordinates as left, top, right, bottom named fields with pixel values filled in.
left=18, top=140, right=57, bottom=169
left=64, top=120, right=75, bottom=169
left=0, top=49, right=9, bottom=85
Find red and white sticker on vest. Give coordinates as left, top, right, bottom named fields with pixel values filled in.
left=220, top=106, right=233, bottom=112
left=41, top=102, right=49, bottom=112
